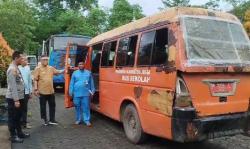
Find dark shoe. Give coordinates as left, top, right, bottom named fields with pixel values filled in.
left=10, top=136, right=24, bottom=143
left=49, top=121, right=58, bottom=125
left=23, top=123, right=32, bottom=129
left=25, top=123, right=32, bottom=129
left=244, top=130, right=250, bottom=137
left=43, top=120, right=49, bottom=126
left=18, top=133, right=30, bottom=139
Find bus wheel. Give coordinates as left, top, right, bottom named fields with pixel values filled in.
left=122, top=104, right=146, bottom=144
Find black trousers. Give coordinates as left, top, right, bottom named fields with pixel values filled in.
left=20, top=94, right=29, bottom=126
left=39, top=94, right=56, bottom=122
left=7, top=98, right=24, bottom=137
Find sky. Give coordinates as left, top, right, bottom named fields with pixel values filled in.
left=98, top=0, right=233, bottom=16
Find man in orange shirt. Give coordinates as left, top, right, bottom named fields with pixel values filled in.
left=33, top=55, right=64, bottom=126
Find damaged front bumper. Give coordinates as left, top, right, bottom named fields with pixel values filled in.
left=172, top=107, right=249, bottom=142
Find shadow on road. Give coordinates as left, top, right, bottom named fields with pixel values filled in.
left=91, top=111, right=227, bottom=149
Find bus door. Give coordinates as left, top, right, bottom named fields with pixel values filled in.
left=90, top=43, right=103, bottom=108
left=64, top=44, right=90, bottom=108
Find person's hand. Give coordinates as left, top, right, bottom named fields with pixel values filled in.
left=29, top=93, right=32, bottom=100
left=14, top=100, right=20, bottom=108
left=59, top=69, right=65, bottom=74
left=34, top=90, right=39, bottom=96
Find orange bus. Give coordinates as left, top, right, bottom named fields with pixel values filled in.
left=65, top=7, right=250, bottom=143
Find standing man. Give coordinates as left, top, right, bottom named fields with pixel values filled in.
left=69, top=61, right=95, bottom=126
left=6, top=51, right=30, bottom=143
left=18, top=56, right=32, bottom=129
left=33, top=55, right=64, bottom=126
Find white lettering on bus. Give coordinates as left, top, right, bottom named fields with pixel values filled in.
left=121, top=75, right=150, bottom=83
left=115, top=69, right=151, bottom=75
left=117, top=69, right=151, bottom=83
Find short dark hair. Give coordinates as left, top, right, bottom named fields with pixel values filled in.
left=41, top=55, right=48, bottom=58
left=12, top=51, right=22, bottom=60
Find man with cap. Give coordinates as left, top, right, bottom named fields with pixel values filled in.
left=33, top=55, right=64, bottom=126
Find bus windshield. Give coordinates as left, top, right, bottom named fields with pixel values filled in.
left=53, top=36, right=90, bottom=50
left=182, top=16, right=250, bottom=65
left=27, top=56, right=37, bottom=64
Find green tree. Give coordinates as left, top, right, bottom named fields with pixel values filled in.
left=108, top=0, right=144, bottom=30
left=224, top=0, right=247, bottom=7
left=86, top=7, right=108, bottom=35
left=34, top=0, right=98, bottom=12
left=244, top=10, right=250, bottom=37
left=56, top=10, right=96, bottom=36
left=0, top=0, right=39, bottom=54
left=162, top=0, right=190, bottom=8
left=33, top=0, right=103, bottom=41
left=225, top=0, right=250, bottom=21
left=203, top=0, right=220, bottom=9
left=66, top=0, right=98, bottom=11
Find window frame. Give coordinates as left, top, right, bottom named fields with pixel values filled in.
left=116, top=35, right=139, bottom=68
left=100, top=40, right=118, bottom=68
left=136, top=26, right=169, bottom=67
left=91, top=42, right=103, bottom=72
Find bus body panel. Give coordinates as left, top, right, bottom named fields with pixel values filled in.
left=183, top=73, right=250, bottom=117
left=98, top=71, right=174, bottom=140
left=98, top=67, right=177, bottom=139
left=140, top=109, right=172, bottom=139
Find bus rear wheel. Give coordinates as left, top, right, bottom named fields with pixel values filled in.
left=122, top=104, right=146, bottom=144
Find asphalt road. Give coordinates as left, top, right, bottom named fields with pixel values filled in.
left=12, top=93, right=250, bottom=149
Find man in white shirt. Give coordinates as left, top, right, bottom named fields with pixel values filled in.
left=18, top=56, right=32, bottom=129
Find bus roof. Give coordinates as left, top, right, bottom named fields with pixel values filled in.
left=87, top=7, right=238, bottom=46
left=50, top=34, right=91, bottom=39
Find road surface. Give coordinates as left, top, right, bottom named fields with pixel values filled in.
left=13, top=93, right=250, bottom=149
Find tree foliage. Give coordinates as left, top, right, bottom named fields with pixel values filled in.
left=0, top=0, right=39, bottom=54
left=162, top=0, right=221, bottom=9
left=244, top=10, right=250, bottom=37
left=34, top=0, right=98, bottom=11
left=227, top=0, right=250, bottom=21
left=162, top=0, right=190, bottom=7
left=0, top=0, right=144, bottom=55
left=108, top=0, right=144, bottom=30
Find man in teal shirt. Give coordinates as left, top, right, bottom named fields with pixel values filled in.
left=69, top=61, right=95, bottom=126
left=18, top=56, right=32, bottom=129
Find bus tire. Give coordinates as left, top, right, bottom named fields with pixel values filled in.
left=122, top=104, right=147, bottom=144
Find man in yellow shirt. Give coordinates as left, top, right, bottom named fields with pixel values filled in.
left=33, top=55, right=64, bottom=126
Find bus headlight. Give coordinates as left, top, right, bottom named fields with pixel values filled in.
left=175, top=77, right=193, bottom=107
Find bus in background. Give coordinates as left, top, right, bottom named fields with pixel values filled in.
left=65, top=7, right=250, bottom=143
left=44, top=34, right=91, bottom=88
left=27, top=55, right=37, bottom=71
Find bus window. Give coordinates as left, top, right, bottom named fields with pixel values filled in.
left=152, top=28, right=168, bottom=65
left=101, top=41, right=117, bottom=67
left=138, top=31, right=156, bottom=66
left=92, top=43, right=103, bottom=73
left=75, top=45, right=88, bottom=67
left=116, top=35, right=138, bottom=67
left=138, top=28, right=169, bottom=66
